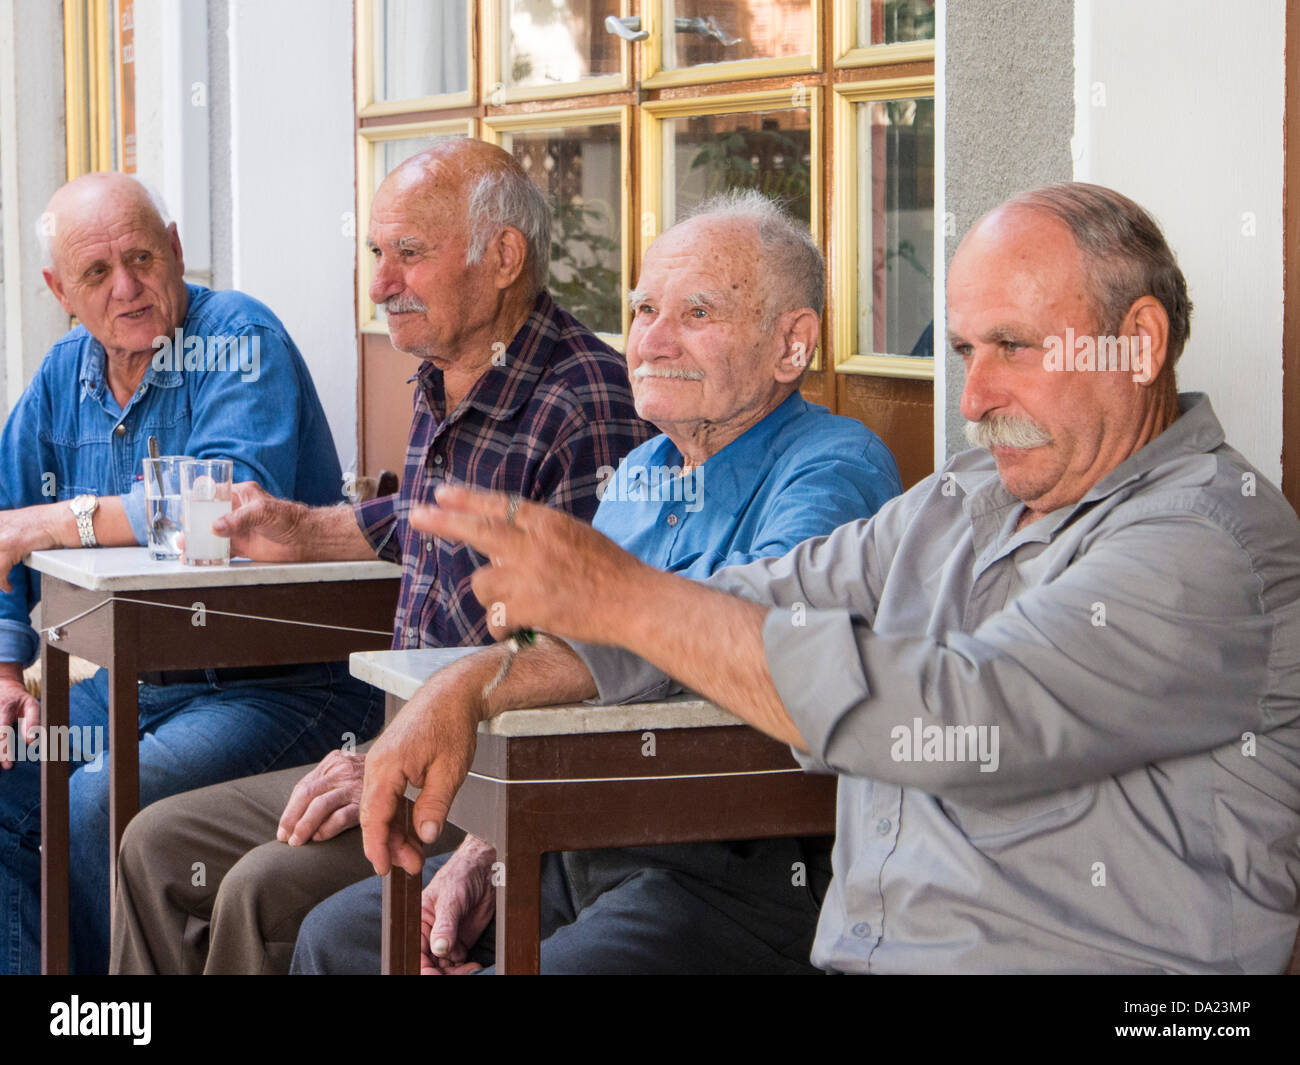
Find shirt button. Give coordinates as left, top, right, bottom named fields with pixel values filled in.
left=433, top=454, right=443, bottom=465
left=424, top=540, right=434, bottom=553
left=114, top=424, right=126, bottom=437
left=666, top=513, right=679, bottom=527
left=851, top=922, right=872, bottom=938
left=877, top=818, right=891, bottom=835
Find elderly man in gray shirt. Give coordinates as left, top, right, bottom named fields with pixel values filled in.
left=359, top=182, right=1300, bottom=974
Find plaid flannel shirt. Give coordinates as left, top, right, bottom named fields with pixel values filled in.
left=353, top=290, right=651, bottom=650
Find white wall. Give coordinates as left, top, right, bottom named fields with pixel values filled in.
left=1074, top=0, right=1285, bottom=483
left=225, top=0, right=359, bottom=474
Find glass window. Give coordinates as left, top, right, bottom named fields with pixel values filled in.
left=662, top=107, right=814, bottom=228
left=663, top=0, right=814, bottom=71
left=498, top=123, right=624, bottom=336
left=856, top=0, right=936, bottom=48
left=371, top=0, right=470, bottom=103
left=504, top=0, right=622, bottom=91
left=855, top=96, right=934, bottom=359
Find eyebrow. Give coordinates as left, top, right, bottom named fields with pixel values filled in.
left=366, top=235, right=427, bottom=254
left=946, top=323, right=1041, bottom=346
left=627, top=288, right=647, bottom=309
left=686, top=290, right=731, bottom=311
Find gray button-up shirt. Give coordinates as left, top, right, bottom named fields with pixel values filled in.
left=573, top=394, right=1300, bottom=972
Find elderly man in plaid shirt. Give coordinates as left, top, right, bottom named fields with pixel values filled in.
left=108, top=138, right=650, bottom=974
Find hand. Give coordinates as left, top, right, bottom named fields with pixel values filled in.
left=0, top=505, right=62, bottom=594
left=0, top=664, right=40, bottom=771
left=420, top=836, right=497, bottom=975
left=360, top=668, right=485, bottom=878
left=409, top=483, right=658, bottom=646
left=277, top=749, right=367, bottom=845
left=210, top=482, right=308, bottom=562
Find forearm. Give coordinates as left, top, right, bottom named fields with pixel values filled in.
left=0, top=661, right=25, bottom=685
left=610, top=568, right=805, bottom=749
left=289, top=503, right=378, bottom=561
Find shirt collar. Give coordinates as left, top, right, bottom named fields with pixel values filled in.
left=418, top=290, right=564, bottom=423
left=950, top=392, right=1223, bottom=529
left=78, top=301, right=198, bottom=399
left=651, top=391, right=810, bottom=508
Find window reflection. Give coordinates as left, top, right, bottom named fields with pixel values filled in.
left=501, top=125, right=623, bottom=335
left=663, top=0, right=813, bottom=70
left=856, top=97, right=934, bottom=358
left=372, top=0, right=470, bottom=102
left=664, top=108, right=813, bottom=227
left=506, top=0, right=621, bottom=89
left=857, top=0, right=936, bottom=48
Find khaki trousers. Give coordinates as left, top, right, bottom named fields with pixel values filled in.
left=109, top=749, right=462, bottom=974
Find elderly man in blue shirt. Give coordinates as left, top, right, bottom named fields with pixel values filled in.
left=0, top=172, right=376, bottom=973
left=291, top=189, right=902, bottom=974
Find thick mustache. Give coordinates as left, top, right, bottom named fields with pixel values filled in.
left=965, top=414, right=1053, bottom=450
left=632, top=366, right=705, bottom=381
left=384, top=296, right=428, bottom=314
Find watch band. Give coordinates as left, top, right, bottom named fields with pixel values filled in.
left=71, top=496, right=99, bottom=548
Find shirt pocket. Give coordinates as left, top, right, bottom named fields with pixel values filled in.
left=941, top=784, right=1095, bottom=844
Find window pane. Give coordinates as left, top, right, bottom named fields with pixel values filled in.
left=663, top=108, right=812, bottom=229
left=501, top=124, right=623, bottom=335
left=856, top=0, right=936, bottom=48
left=372, top=0, right=470, bottom=102
left=505, top=0, right=621, bottom=90
left=663, top=0, right=813, bottom=71
left=856, top=97, right=934, bottom=358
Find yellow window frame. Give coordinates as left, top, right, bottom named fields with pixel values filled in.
left=356, top=0, right=477, bottom=117
left=832, top=0, right=936, bottom=69
left=830, top=76, right=935, bottom=379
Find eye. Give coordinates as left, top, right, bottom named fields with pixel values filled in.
left=132, top=251, right=152, bottom=265
left=689, top=307, right=708, bottom=319
left=634, top=303, right=656, bottom=317
left=950, top=342, right=971, bottom=359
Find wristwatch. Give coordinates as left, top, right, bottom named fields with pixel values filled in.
left=69, top=495, right=99, bottom=548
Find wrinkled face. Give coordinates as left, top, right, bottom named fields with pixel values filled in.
left=366, top=169, right=497, bottom=364
left=948, top=207, right=1146, bottom=513
left=45, top=194, right=188, bottom=359
left=625, top=218, right=785, bottom=438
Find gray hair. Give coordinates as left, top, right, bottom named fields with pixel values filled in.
left=36, top=175, right=172, bottom=271
left=464, top=166, right=552, bottom=294
left=1006, top=182, right=1193, bottom=365
left=689, top=189, right=824, bottom=324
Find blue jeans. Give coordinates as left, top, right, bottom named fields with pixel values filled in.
left=0, top=661, right=382, bottom=974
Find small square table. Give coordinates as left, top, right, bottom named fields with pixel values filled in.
left=27, top=547, right=402, bottom=974
left=350, top=647, right=837, bottom=975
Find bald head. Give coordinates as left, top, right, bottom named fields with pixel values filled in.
left=39, top=172, right=172, bottom=272
left=377, top=138, right=551, bottom=293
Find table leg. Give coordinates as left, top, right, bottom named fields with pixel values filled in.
left=381, top=799, right=421, bottom=975
left=495, top=848, right=542, bottom=975
left=108, top=631, right=139, bottom=914
left=39, top=642, right=70, bottom=974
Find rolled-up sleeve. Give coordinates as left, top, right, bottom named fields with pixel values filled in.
left=0, top=384, right=53, bottom=666
left=353, top=493, right=401, bottom=563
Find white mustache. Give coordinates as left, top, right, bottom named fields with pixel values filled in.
left=384, top=295, right=428, bottom=314
left=965, top=414, right=1053, bottom=450
left=632, top=366, right=705, bottom=381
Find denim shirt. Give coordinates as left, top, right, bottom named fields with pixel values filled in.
left=0, top=283, right=345, bottom=666
left=591, top=392, right=902, bottom=578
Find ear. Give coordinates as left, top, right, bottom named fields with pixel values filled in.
left=490, top=225, right=529, bottom=291
left=1123, top=295, right=1169, bottom=389
left=42, top=267, right=75, bottom=316
left=772, top=308, right=821, bottom=384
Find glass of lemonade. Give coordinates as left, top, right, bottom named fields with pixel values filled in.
left=143, top=456, right=186, bottom=561
left=180, top=459, right=234, bottom=566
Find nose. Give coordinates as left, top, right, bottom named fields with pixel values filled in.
left=369, top=254, right=402, bottom=305
left=958, top=348, right=1005, bottom=424
left=630, top=310, right=681, bottom=365
left=110, top=263, right=144, bottom=303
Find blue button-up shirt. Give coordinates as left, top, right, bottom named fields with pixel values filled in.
left=0, top=283, right=345, bottom=666
left=590, top=392, right=901, bottom=578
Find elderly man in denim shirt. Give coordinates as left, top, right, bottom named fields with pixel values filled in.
left=0, top=172, right=376, bottom=973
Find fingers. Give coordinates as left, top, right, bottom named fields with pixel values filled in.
left=18, top=692, right=40, bottom=745
left=360, top=769, right=423, bottom=877
left=410, top=775, right=456, bottom=847
left=285, top=790, right=350, bottom=846
left=311, top=804, right=360, bottom=842
left=409, top=505, right=512, bottom=561
left=277, top=761, right=328, bottom=842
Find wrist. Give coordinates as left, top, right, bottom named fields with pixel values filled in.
left=40, top=503, right=76, bottom=551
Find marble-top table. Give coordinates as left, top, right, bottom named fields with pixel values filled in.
left=27, top=547, right=401, bottom=974
left=350, top=647, right=837, bottom=975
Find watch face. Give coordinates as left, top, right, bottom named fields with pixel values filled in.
left=71, top=495, right=96, bottom=515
